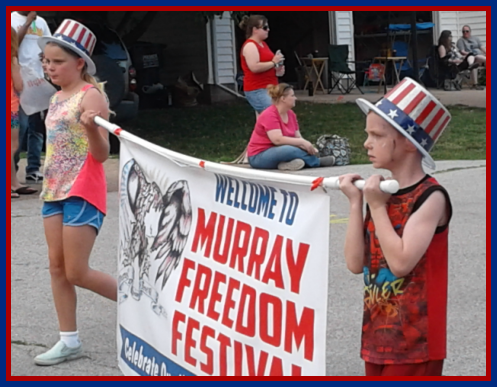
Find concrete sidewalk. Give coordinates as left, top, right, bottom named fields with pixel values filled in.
left=296, top=87, right=486, bottom=108
left=11, top=160, right=486, bottom=376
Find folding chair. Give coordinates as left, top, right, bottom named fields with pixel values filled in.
left=363, top=63, right=386, bottom=90
left=328, top=44, right=364, bottom=94
left=392, top=40, right=428, bottom=81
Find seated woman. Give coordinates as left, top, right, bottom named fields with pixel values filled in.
left=247, top=83, right=335, bottom=171
left=438, top=30, right=482, bottom=89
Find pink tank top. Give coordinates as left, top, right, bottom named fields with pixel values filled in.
left=41, top=84, right=107, bottom=215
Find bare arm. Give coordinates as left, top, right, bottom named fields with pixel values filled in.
left=243, top=42, right=281, bottom=74
left=11, top=58, right=23, bottom=93
left=339, top=174, right=365, bottom=274
left=456, top=39, right=468, bottom=56
left=16, top=12, right=37, bottom=44
left=80, top=88, right=110, bottom=163
left=368, top=190, right=447, bottom=278
left=267, top=129, right=317, bottom=155
left=438, top=45, right=446, bottom=59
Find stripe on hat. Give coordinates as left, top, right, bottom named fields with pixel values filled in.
left=71, top=24, right=83, bottom=40
left=391, top=82, right=416, bottom=106
left=420, top=105, right=442, bottom=133
left=431, top=114, right=450, bottom=143
left=415, top=100, right=436, bottom=126
left=68, top=22, right=79, bottom=39
left=76, top=26, right=87, bottom=44
left=409, top=95, right=432, bottom=122
left=89, top=35, right=96, bottom=55
left=385, top=78, right=408, bottom=99
left=58, top=20, right=71, bottom=35
left=424, top=108, right=446, bottom=135
left=399, top=91, right=426, bottom=114
left=82, top=31, right=92, bottom=51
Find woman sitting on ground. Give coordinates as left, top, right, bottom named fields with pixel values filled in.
left=438, top=30, right=482, bottom=89
left=247, top=83, right=335, bottom=171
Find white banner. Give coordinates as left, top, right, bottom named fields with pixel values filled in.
left=116, top=132, right=330, bottom=376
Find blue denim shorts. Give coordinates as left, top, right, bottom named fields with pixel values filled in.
left=245, top=88, right=272, bottom=113
left=42, top=197, right=105, bottom=234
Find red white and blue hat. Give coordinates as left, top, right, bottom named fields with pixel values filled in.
left=356, top=77, right=451, bottom=170
left=38, top=19, right=97, bottom=75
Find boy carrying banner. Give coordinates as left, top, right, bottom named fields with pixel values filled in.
left=339, top=78, right=453, bottom=376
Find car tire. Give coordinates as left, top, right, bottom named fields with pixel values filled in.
left=93, top=55, right=126, bottom=110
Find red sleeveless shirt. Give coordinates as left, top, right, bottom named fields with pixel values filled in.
left=240, top=39, right=278, bottom=92
left=362, top=175, right=452, bottom=365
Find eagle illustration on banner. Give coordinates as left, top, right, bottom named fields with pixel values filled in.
left=118, top=159, right=193, bottom=316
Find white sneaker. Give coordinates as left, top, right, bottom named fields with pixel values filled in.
left=25, top=171, right=44, bottom=183
left=277, top=159, right=305, bottom=171
left=34, top=341, right=83, bottom=366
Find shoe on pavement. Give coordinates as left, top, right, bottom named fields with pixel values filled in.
left=319, top=156, right=336, bottom=167
left=34, top=341, right=83, bottom=366
left=25, top=171, right=44, bottom=183
left=277, top=159, right=305, bottom=171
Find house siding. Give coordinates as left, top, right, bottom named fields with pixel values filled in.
left=211, top=12, right=237, bottom=85
left=333, top=11, right=356, bottom=67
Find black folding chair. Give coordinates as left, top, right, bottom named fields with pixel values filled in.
left=328, top=44, right=364, bottom=94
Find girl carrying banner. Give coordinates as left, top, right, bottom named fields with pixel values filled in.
left=34, top=19, right=117, bottom=366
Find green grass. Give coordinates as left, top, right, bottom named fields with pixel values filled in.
left=121, top=101, right=487, bottom=164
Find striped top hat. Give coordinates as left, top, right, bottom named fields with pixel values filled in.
left=356, top=78, right=451, bottom=170
left=38, top=19, right=97, bottom=75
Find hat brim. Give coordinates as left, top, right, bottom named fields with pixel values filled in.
left=356, top=98, right=437, bottom=171
left=38, top=36, right=96, bottom=76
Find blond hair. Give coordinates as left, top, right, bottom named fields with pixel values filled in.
left=267, top=83, right=293, bottom=102
left=11, top=26, right=19, bottom=63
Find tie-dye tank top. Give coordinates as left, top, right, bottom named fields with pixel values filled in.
left=41, top=84, right=107, bottom=215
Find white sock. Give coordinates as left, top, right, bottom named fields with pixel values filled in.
left=60, top=331, right=81, bottom=348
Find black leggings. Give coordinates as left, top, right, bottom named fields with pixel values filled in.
left=455, top=53, right=475, bottom=71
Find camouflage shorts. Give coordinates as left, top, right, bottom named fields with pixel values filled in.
left=315, top=134, right=351, bottom=166
left=11, top=111, right=19, bottom=131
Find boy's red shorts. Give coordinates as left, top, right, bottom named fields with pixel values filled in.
left=365, top=360, right=444, bottom=376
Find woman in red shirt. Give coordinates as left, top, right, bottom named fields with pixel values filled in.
left=247, top=84, right=336, bottom=171
left=239, top=15, right=284, bottom=116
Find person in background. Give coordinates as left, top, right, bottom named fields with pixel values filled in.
left=456, top=25, right=486, bottom=90
left=11, top=11, right=52, bottom=183
left=437, top=30, right=482, bottom=90
left=239, top=14, right=285, bottom=117
left=11, top=26, right=37, bottom=198
left=247, top=83, right=335, bottom=171
left=231, top=15, right=285, bottom=165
